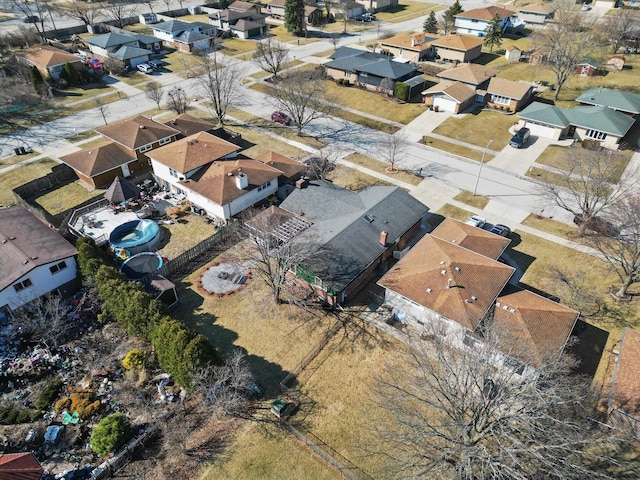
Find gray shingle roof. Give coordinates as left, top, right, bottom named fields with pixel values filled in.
left=576, top=87, right=640, bottom=115
left=152, top=19, right=193, bottom=33
left=87, top=32, right=138, bottom=49
left=279, top=181, right=428, bottom=294
left=325, top=46, right=418, bottom=80
left=110, top=45, right=150, bottom=61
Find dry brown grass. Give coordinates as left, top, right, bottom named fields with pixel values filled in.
left=432, top=110, right=516, bottom=150
left=436, top=204, right=474, bottom=223
left=344, top=153, right=422, bottom=186
left=521, top=214, right=578, bottom=240
left=423, top=136, right=495, bottom=162
left=536, top=145, right=632, bottom=184
left=327, top=164, right=393, bottom=191
left=35, top=182, right=104, bottom=215
left=157, top=214, right=221, bottom=259
left=525, top=166, right=567, bottom=187
left=454, top=191, right=490, bottom=209
left=0, top=158, right=57, bottom=206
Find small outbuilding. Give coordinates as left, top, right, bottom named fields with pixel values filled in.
left=504, top=45, right=521, bottom=63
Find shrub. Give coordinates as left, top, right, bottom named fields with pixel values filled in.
left=0, top=406, right=38, bottom=424
left=55, top=397, right=72, bottom=413
left=393, top=81, right=410, bottom=101
left=37, top=376, right=63, bottom=410
left=81, top=400, right=102, bottom=419
left=90, top=413, right=131, bottom=456
left=70, top=389, right=95, bottom=416
left=122, top=349, right=147, bottom=371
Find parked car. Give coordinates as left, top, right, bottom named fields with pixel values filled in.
left=271, top=111, right=291, bottom=126
left=573, top=214, right=618, bottom=236
left=509, top=127, right=530, bottom=148
left=137, top=63, right=153, bottom=74
left=356, top=13, right=376, bottom=22
left=148, top=60, right=163, bottom=71
left=21, top=15, right=39, bottom=23
left=489, top=224, right=511, bottom=237
left=465, top=215, right=486, bottom=228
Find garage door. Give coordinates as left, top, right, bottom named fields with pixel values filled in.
left=130, top=57, right=149, bottom=68
left=434, top=97, right=459, bottom=113
left=524, top=122, right=560, bottom=140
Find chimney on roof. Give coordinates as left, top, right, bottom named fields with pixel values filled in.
left=295, top=177, right=308, bottom=189
left=235, top=172, right=248, bottom=189
left=379, top=230, right=388, bottom=247
left=411, top=37, right=416, bottom=47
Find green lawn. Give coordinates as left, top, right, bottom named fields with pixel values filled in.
left=35, top=182, right=104, bottom=215
left=432, top=109, right=516, bottom=150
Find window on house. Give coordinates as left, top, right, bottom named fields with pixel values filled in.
left=169, top=168, right=179, bottom=178
left=585, top=129, right=607, bottom=141
left=49, top=261, right=67, bottom=274
left=14, top=278, right=33, bottom=292
left=158, top=137, right=171, bottom=146
left=257, top=180, right=271, bottom=192
left=139, top=144, right=152, bottom=153
left=491, top=94, right=510, bottom=105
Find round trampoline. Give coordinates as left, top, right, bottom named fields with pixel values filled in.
left=120, top=252, right=164, bottom=281
left=109, top=219, right=161, bottom=255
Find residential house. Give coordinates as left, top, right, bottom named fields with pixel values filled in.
left=437, top=63, right=498, bottom=90
left=378, top=218, right=578, bottom=369
left=575, top=58, right=601, bottom=77
left=59, top=141, right=139, bottom=189
left=518, top=3, right=555, bottom=25
left=324, top=46, right=420, bottom=93
left=421, top=80, right=476, bottom=113
left=608, top=328, right=640, bottom=437
left=517, top=101, right=636, bottom=149
left=18, top=45, right=84, bottom=80
left=0, top=452, right=44, bottom=480
left=428, top=34, right=484, bottom=63
left=209, top=1, right=268, bottom=38
left=164, top=113, right=217, bottom=138
left=275, top=180, right=429, bottom=304
left=484, top=77, right=534, bottom=112
left=355, top=0, right=398, bottom=11
left=253, top=151, right=306, bottom=186
left=378, top=32, right=437, bottom=62
left=85, top=32, right=161, bottom=68
left=152, top=19, right=215, bottom=52
left=0, top=206, right=78, bottom=312
left=148, top=131, right=281, bottom=219
left=576, top=87, right=640, bottom=117
left=267, top=0, right=324, bottom=25
left=504, top=45, right=521, bottom=63
left=139, top=12, right=158, bottom=24
left=454, top=6, right=524, bottom=36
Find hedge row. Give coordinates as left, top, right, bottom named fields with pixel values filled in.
left=77, top=238, right=219, bottom=390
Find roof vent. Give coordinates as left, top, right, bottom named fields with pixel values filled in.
left=440, top=269, right=446, bottom=275
left=451, top=239, right=456, bottom=243
left=510, top=308, right=516, bottom=314
left=9, top=236, right=15, bottom=240
left=496, top=301, right=501, bottom=307
left=1, top=239, right=6, bottom=244
left=23, top=259, right=28, bottom=264
left=471, top=295, right=477, bottom=301
left=439, top=260, right=445, bottom=265
left=139, top=125, right=146, bottom=129
left=426, top=288, right=432, bottom=293
left=502, top=305, right=508, bottom=310
left=454, top=266, right=461, bottom=272
left=227, top=172, right=233, bottom=176
left=446, top=278, right=453, bottom=289
left=31, top=256, right=38, bottom=260
left=464, top=299, right=470, bottom=304
left=363, top=214, right=374, bottom=223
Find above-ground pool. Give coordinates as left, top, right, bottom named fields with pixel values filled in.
left=120, top=252, right=164, bottom=280
left=109, top=219, right=161, bottom=255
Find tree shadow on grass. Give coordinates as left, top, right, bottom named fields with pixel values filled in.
left=567, top=319, right=608, bottom=379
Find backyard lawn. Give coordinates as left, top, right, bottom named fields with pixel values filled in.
left=0, top=158, right=57, bottom=206
left=432, top=109, right=516, bottom=150
left=35, top=182, right=104, bottom=215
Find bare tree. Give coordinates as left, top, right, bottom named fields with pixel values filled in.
left=11, top=294, right=71, bottom=352
left=329, top=32, right=340, bottom=51
left=104, top=0, right=138, bottom=29
left=252, top=37, right=289, bottom=82
left=590, top=196, right=640, bottom=298
left=339, top=0, right=358, bottom=34
left=166, top=86, right=189, bottom=114
left=145, top=81, right=164, bottom=110
left=271, top=69, right=331, bottom=136
left=9, top=0, right=47, bottom=40
left=193, top=349, right=256, bottom=418
left=142, top=0, right=157, bottom=15
left=95, top=97, right=109, bottom=125
left=193, top=50, right=243, bottom=126
left=372, top=323, right=628, bottom=479
left=540, top=146, right=636, bottom=237
left=534, top=4, right=596, bottom=101
left=56, top=0, right=99, bottom=25
left=304, top=148, right=337, bottom=180
left=546, top=266, right=601, bottom=316
left=381, top=129, right=407, bottom=173
left=599, top=9, right=640, bottom=54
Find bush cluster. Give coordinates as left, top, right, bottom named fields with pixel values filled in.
left=337, top=78, right=350, bottom=86
left=393, top=82, right=410, bottom=101
left=76, top=238, right=219, bottom=390
left=36, top=376, right=63, bottom=410
left=0, top=406, right=41, bottom=424
left=90, top=413, right=131, bottom=456
left=122, top=349, right=147, bottom=371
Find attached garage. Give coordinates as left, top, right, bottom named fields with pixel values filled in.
left=434, top=96, right=460, bottom=113
left=422, top=80, right=476, bottom=114
left=522, top=121, right=562, bottom=141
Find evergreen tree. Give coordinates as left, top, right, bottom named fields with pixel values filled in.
left=61, top=62, right=80, bottom=86
left=423, top=11, right=438, bottom=34
left=29, top=66, right=44, bottom=92
left=284, top=0, right=306, bottom=34
left=443, top=0, right=463, bottom=33
left=483, top=13, right=503, bottom=53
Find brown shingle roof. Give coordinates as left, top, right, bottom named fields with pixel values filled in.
left=428, top=34, right=484, bottom=52
left=380, top=32, right=437, bottom=51
left=0, top=452, right=43, bottom=480
left=438, top=63, right=498, bottom=85
left=610, top=328, right=640, bottom=419
left=486, top=77, right=532, bottom=100
left=421, top=80, right=475, bottom=103
left=59, top=140, right=137, bottom=178
left=253, top=151, right=306, bottom=181
left=455, top=6, right=515, bottom=21
left=493, top=286, right=578, bottom=362
left=164, top=113, right=216, bottom=137
left=431, top=218, right=510, bottom=259
left=378, top=234, right=514, bottom=330
left=182, top=159, right=282, bottom=205
left=18, top=45, right=81, bottom=68
left=149, top=131, right=240, bottom=174
left=519, top=3, right=555, bottom=14
left=96, top=115, right=179, bottom=150
left=0, top=206, right=78, bottom=292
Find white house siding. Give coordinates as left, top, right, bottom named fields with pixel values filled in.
left=0, top=257, right=77, bottom=310
left=228, top=181, right=277, bottom=217
left=128, top=55, right=150, bottom=68
left=573, top=127, right=622, bottom=150
left=152, top=30, right=175, bottom=42
left=433, top=96, right=460, bottom=113
left=519, top=12, right=546, bottom=24
left=454, top=18, right=488, bottom=36
left=520, top=120, right=562, bottom=140
left=88, top=45, right=111, bottom=57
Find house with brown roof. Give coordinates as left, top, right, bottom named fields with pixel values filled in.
left=428, top=34, right=484, bottom=63
left=378, top=32, right=438, bottom=62
left=0, top=452, right=44, bottom=480
left=437, top=63, right=498, bottom=90
left=59, top=140, right=139, bottom=189
left=608, top=328, right=640, bottom=437
left=17, top=45, right=84, bottom=80
left=253, top=151, right=306, bottom=186
left=266, top=0, right=323, bottom=25
left=164, top=113, right=216, bottom=138
left=209, top=3, right=267, bottom=39
left=518, top=3, right=555, bottom=24
left=454, top=6, right=524, bottom=37
left=378, top=218, right=578, bottom=370
left=484, top=77, right=534, bottom=112
left=0, top=206, right=78, bottom=312
left=421, top=81, right=476, bottom=113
